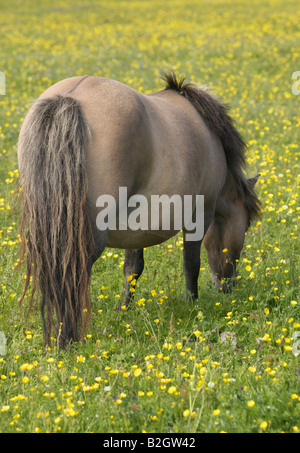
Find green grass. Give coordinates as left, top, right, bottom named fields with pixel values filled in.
left=0, top=0, right=299, bottom=433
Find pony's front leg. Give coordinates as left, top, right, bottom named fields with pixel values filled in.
left=182, top=233, right=202, bottom=301
left=122, top=248, right=144, bottom=308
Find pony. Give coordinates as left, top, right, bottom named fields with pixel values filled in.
left=17, top=73, right=260, bottom=347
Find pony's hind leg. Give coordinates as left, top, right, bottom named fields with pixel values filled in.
left=182, top=233, right=202, bottom=301
left=122, top=248, right=144, bottom=308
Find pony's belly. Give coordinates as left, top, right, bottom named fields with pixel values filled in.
left=106, top=229, right=179, bottom=249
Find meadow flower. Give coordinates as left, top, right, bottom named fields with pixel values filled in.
left=1, top=406, right=10, bottom=412
left=260, top=421, right=268, bottom=430
left=64, top=408, right=78, bottom=417
left=167, top=386, right=177, bottom=394
left=20, top=363, right=34, bottom=371
left=134, top=368, right=142, bottom=377
left=212, top=362, right=220, bottom=367
left=76, top=356, right=85, bottom=363
left=193, top=330, right=202, bottom=337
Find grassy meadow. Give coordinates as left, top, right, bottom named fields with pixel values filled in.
left=0, top=0, right=299, bottom=433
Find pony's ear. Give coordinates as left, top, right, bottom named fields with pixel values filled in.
left=248, top=174, right=260, bottom=188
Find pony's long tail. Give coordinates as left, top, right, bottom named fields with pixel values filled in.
left=18, top=95, right=94, bottom=347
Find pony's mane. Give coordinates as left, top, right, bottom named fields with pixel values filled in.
left=163, top=72, right=261, bottom=223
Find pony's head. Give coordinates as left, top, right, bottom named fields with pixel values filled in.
left=203, top=173, right=261, bottom=292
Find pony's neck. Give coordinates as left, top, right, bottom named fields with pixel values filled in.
left=216, top=169, right=241, bottom=215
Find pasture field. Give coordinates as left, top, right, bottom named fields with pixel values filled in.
left=0, top=0, right=299, bottom=434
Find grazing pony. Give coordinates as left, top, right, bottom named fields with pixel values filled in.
left=17, top=73, right=260, bottom=347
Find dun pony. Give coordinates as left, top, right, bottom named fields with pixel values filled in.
left=17, top=73, right=260, bottom=347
